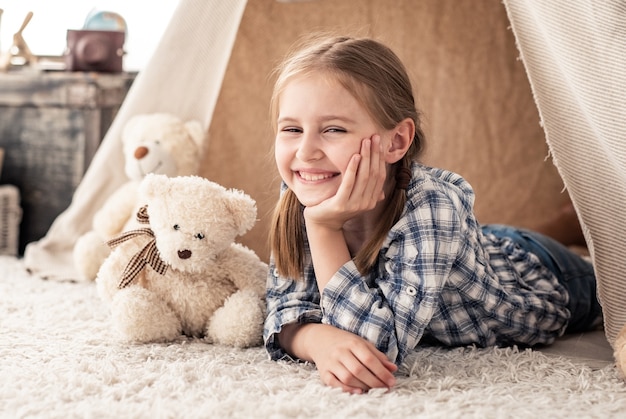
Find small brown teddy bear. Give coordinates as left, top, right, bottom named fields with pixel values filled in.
left=96, top=174, right=267, bottom=348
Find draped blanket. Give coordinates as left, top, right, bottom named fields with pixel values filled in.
left=503, top=0, right=626, bottom=344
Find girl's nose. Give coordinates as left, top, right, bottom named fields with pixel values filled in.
left=295, top=132, right=322, bottom=161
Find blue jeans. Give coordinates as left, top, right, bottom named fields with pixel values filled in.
left=481, top=224, right=602, bottom=333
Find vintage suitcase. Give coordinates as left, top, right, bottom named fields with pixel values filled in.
left=0, top=71, right=135, bottom=254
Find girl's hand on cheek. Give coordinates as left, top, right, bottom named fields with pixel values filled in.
left=304, top=135, right=386, bottom=229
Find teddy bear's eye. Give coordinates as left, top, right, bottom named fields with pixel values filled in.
left=195, top=233, right=205, bottom=240
left=173, top=224, right=180, bottom=230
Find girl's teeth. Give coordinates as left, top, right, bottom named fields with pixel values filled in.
left=300, top=172, right=331, bottom=181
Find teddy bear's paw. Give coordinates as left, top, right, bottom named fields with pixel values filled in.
left=73, top=231, right=111, bottom=281
left=614, top=323, right=626, bottom=380
left=95, top=247, right=131, bottom=303
left=111, top=286, right=182, bottom=343
left=207, top=289, right=265, bottom=348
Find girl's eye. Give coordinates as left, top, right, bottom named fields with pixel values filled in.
left=195, top=233, right=205, bottom=240
left=325, top=127, right=346, bottom=134
left=280, top=127, right=302, bottom=133
left=173, top=224, right=180, bottom=230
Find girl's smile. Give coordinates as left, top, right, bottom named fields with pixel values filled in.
left=296, top=170, right=338, bottom=182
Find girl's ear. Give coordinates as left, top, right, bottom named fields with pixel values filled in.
left=385, top=118, right=415, bottom=164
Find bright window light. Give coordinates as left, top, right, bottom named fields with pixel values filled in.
left=0, top=0, right=180, bottom=71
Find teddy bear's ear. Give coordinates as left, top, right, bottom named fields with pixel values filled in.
left=120, top=114, right=144, bottom=143
left=184, top=120, right=206, bottom=151
left=140, top=173, right=170, bottom=199
left=223, top=190, right=258, bottom=236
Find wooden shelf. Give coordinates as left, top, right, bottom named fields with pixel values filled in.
left=0, top=71, right=135, bottom=254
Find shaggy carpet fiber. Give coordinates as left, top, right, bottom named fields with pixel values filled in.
left=1, top=255, right=625, bottom=418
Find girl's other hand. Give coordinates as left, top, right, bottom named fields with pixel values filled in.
left=304, top=324, right=397, bottom=394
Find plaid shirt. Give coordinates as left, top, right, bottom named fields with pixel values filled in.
left=264, top=163, right=570, bottom=365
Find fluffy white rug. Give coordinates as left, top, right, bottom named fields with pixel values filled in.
left=1, top=255, right=625, bottom=418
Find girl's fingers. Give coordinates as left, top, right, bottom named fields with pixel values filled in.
left=336, top=360, right=386, bottom=394
left=369, top=135, right=386, bottom=200
left=349, top=345, right=396, bottom=389
left=383, top=358, right=399, bottom=373
left=322, top=365, right=369, bottom=394
left=329, top=341, right=397, bottom=393
left=327, top=376, right=364, bottom=394
left=359, top=138, right=372, bottom=179
left=343, top=361, right=391, bottom=391
left=334, top=154, right=360, bottom=202
left=366, top=339, right=399, bottom=374
left=320, top=347, right=395, bottom=394
left=354, top=135, right=385, bottom=205
left=346, top=138, right=371, bottom=201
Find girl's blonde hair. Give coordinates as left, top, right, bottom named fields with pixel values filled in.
left=270, top=34, right=426, bottom=279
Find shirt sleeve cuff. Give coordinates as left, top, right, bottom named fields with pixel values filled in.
left=264, top=311, right=323, bottom=362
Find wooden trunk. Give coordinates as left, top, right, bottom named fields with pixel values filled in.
left=0, top=71, right=135, bottom=254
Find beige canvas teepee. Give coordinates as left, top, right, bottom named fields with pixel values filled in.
left=23, top=0, right=625, bottom=352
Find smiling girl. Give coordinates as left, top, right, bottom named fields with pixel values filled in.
left=263, top=34, right=602, bottom=395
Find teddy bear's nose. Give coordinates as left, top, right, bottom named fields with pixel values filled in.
left=134, top=146, right=149, bottom=160
left=178, top=249, right=192, bottom=259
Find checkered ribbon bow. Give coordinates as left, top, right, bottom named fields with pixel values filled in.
left=106, top=205, right=169, bottom=289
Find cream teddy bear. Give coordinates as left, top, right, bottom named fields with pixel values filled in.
left=73, top=113, right=204, bottom=281
left=95, top=174, right=267, bottom=347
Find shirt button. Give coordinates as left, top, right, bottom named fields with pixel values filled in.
left=406, top=286, right=417, bottom=296
left=273, top=268, right=279, bottom=277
